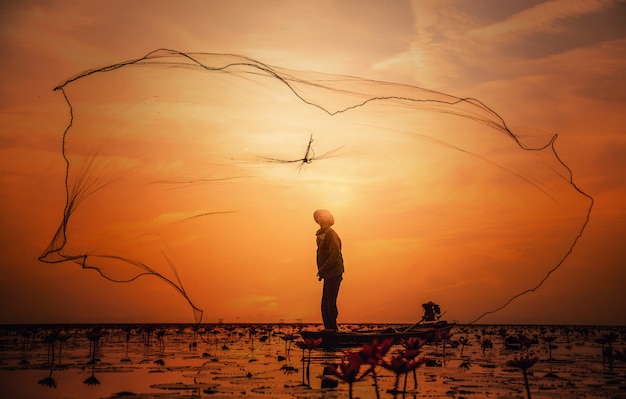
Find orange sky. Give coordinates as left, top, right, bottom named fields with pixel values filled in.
left=1, top=0, right=625, bottom=325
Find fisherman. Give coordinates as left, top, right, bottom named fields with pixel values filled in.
left=313, top=209, right=344, bottom=332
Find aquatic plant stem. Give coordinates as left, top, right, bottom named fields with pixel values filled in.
left=403, top=372, right=408, bottom=398
left=300, top=349, right=305, bottom=385
left=306, top=349, right=312, bottom=386
left=371, top=368, right=380, bottom=399
left=523, top=369, right=532, bottom=399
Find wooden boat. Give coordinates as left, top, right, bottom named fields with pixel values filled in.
left=300, top=301, right=452, bottom=348
left=300, top=321, right=452, bottom=348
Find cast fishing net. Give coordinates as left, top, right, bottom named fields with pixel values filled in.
left=40, top=49, right=592, bottom=323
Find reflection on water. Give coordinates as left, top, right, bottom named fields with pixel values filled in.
left=0, top=323, right=625, bottom=398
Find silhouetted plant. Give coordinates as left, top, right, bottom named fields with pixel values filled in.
left=458, top=336, right=470, bottom=356
left=294, top=337, right=323, bottom=386
left=399, top=336, right=426, bottom=392
left=519, top=333, right=534, bottom=356
left=382, top=353, right=425, bottom=398
left=121, top=328, right=132, bottom=362
left=189, top=325, right=199, bottom=350
left=328, top=351, right=372, bottom=399
left=156, top=328, right=166, bottom=355
left=280, top=364, right=298, bottom=375
left=83, top=375, right=100, bottom=386
left=38, top=375, right=57, bottom=388
left=280, top=333, right=298, bottom=357
left=248, top=326, right=258, bottom=351
left=480, top=337, right=493, bottom=356
left=57, top=330, right=70, bottom=368
left=84, top=328, right=103, bottom=386
left=506, top=354, right=538, bottom=399
left=436, top=329, right=453, bottom=362
left=541, top=334, right=556, bottom=360
left=497, top=327, right=508, bottom=344
left=359, top=337, right=394, bottom=399
left=43, top=330, right=58, bottom=366
left=142, top=326, right=155, bottom=350
left=38, top=331, right=59, bottom=389
left=595, top=332, right=618, bottom=371
left=204, top=327, right=220, bottom=357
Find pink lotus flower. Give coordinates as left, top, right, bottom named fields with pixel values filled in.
left=280, top=333, right=299, bottom=356
left=359, top=337, right=393, bottom=365
left=400, top=348, right=422, bottom=360
left=400, top=336, right=427, bottom=351
left=358, top=338, right=393, bottom=399
left=329, top=351, right=370, bottom=383
left=328, top=351, right=372, bottom=399
left=294, top=337, right=323, bottom=351
left=382, top=354, right=426, bottom=376
left=382, top=354, right=426, bottom=395
left=436, top=328, right=453, bottom=342
left=294, top=337, right=323, bottom=386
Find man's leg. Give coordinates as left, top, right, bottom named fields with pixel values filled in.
left=321, top=281, right=329, bottom=329
left=323, top=276, right=342, bottom=330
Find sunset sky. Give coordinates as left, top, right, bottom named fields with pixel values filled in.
left=1, top=0, right=625, bottom=326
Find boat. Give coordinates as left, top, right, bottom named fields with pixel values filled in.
left=300, top=301, right=453, bottom=348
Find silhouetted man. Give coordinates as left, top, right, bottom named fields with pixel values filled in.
left=313, top=209, right=344, bottom=331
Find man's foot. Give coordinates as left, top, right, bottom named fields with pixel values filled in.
left=322, top=328, right=337, bottom=332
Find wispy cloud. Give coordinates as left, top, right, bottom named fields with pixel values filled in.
left=469, top=0, right=616, bottom=37
left=369, top=0, right=623, bottom=91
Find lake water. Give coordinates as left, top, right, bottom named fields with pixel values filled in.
left=0, top=323, right=624, bottom=398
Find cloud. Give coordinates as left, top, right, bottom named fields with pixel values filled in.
left=369, top=0, right=624, bottom=92
left=469, top=0, right=616, bottom=38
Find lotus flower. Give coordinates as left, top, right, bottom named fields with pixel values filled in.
left=358, top=338, right=393, bottom=399
left=506, top=354, right=539, bottom=370
left=294, top=337, right=323, bottom=351
left=328, top=351, right=372, bottom=399
left=359, top=337, right=393, bottom=365
left=596, top=332, right=618, bottom=371
left=280, top=333, right=298, bottom=356
left=294, top=337, right=323, bottom=386
left=400, top=336, right=426, bottom=351
left=85, top=328, right=104, bottom=386
left=329, top=351, right=369, bottom=383
left=39, top=331, right=59, bottom=388
left=480, top=337, right=493, bottom=354
left=398, top=335, right=428, bottom=393
left=382, top=354, right=426, bottom=395
left=382, top=354, right=425, bottom=376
